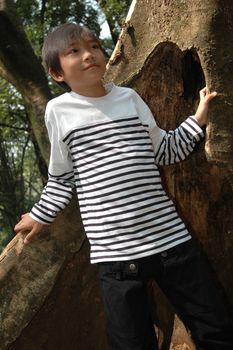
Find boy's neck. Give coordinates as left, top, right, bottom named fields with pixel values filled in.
left=71, top=82, right=107, bottom=97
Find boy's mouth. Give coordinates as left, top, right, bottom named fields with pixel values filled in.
left=84, top=64, right=99, bottom=70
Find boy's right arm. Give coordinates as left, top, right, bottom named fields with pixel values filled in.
left=14, top=103, right=75, bottom=245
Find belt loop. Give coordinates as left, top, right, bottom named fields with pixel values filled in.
left=113, top=261, right=123, bottom=280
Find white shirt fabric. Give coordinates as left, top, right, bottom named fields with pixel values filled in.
left=30, top=83, right=204, bottom=263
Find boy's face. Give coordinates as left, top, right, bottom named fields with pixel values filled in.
left=50, top=38, right=106, bottom=93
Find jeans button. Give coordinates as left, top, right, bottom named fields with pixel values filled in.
left=161, top=251, right=168, bottom=257
left=129, top=263, right=137, bottom=271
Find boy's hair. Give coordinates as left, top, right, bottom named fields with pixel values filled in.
left=42, top=23, right=102, bottom=91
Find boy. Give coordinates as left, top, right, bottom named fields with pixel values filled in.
left=14, top=23, right=233, bottom=349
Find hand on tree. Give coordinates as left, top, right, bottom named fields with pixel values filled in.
left=194, top=87, right=217, bottom=127
left=14, top=213, right=45, bottom=245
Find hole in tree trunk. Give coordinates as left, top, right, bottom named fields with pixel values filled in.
left=182, top=49, right=206, bottom=103
left=132, top=42, right=206, bottom=130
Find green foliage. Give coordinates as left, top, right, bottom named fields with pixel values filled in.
left=15, top=0, right=102, bottom=55
left=97, top=0, right=132, bottom=43
left=0, top=228, right=11, bottom=254
left=98, top=0, right=132, bottom=29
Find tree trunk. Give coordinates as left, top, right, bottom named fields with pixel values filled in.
left=105, top=0, right=233, bottom=348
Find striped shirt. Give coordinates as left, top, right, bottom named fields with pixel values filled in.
left=29, top=83, right=204, bottom=263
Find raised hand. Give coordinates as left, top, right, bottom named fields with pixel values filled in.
left=194, top=87, right=217, bottom=127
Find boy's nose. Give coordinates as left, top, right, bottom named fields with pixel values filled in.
left=83, top=50, right=94, bottom=60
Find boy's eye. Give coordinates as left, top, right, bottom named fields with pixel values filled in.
left=92, top=44, right=100, bottom=49
left=68, top=48, right=79, bottom=54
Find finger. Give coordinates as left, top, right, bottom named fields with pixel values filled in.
left=15, top=226, right=30, bottom=235
left=200, top=86, right=207, bottom=93
left=200, top=87, right=207, bottom=98
left=206, top=91, right=217, bottom=101
left=14, top=222, right=23, bottom=233
left=23, top=227, right=40, bottom=245
left=15, top=228, right=26, bottom=235
left=200, top=87, right=217, bottom=101
left=14, top=221, right=30, bottom=234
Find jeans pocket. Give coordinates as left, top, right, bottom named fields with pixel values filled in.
left=97, top=261, right=139, bottom=281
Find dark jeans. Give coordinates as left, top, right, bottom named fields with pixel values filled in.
left=97, top=239, right=233, bottom=350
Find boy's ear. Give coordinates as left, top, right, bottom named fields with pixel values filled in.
left=49, top=68, right=64, bottom=82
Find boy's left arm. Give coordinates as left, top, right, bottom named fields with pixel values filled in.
left=149, top=87, right=217, bottom=165
left=194, top=87, right=217, bottom=127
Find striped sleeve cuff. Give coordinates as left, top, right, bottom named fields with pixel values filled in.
left=181, top=116, right=205, bottom=141
left=29, top=207, right=56, bottom=224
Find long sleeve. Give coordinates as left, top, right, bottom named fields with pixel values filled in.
left=133, top=91, right=205, bottom=165
left=29, top=104, right=75, bottom=224
left=150, top=115, right=204, bottom=165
